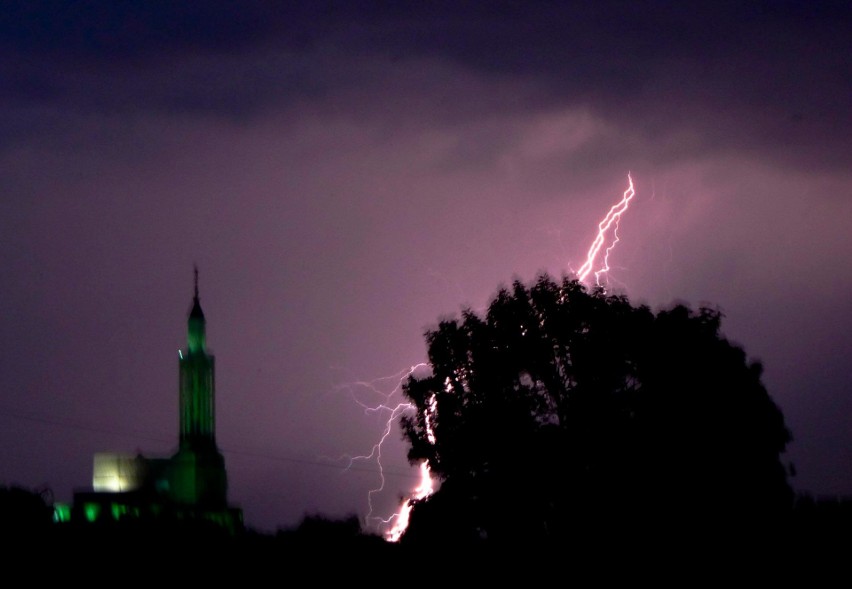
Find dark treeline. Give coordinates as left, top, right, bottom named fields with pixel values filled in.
left=2, top=485, right=852, bottom=577
left=2, top=492, right=401, bottom=576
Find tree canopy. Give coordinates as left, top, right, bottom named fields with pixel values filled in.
left=400, top=274, right=793, bottom=546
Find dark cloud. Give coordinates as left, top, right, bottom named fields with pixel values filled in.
left=0, top=1, right=291, bottom=58
left=2, top=1, right=848, bottom=175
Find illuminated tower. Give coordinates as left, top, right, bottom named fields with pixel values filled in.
left=170, top=268, right=227, bottom=508
left=180, top=267, right=215, bottom=450
left=67, top=269, right=241, bottom=530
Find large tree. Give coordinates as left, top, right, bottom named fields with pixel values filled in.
left=400, top=275, right=792, bottom=546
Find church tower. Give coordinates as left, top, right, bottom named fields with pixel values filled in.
left=180, top=266, right=215, bottom=450
left=170, top=267, right=227, bottom=508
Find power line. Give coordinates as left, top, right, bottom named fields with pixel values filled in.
left=0, top=407, right=420, bottom=481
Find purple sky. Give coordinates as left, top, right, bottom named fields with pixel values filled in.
left=1, top=2, right=851, bottom=533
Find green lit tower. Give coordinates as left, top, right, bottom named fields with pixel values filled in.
left=181, top=267, right=215, bottom=449
left=67, top=268, right=242, bottom=531
left=170, top=267, right=227, bottom=508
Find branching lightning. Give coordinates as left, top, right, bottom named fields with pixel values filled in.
left=333, top=363, right=436, bottom=539
left=576, top=172, right=636, bottom=286
left=345, top=173, right=637, bottom=542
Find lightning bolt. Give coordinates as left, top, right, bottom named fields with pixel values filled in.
left=347, top=173, right=637, bottom=542
left=333, top=364, right=436, bottom=538
left=380, top=392, right=438, bottom=541
left=577, top=172, right=636, bottom=286
left=383, top=460, right=434, bottom=542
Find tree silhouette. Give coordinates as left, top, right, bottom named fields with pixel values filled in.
left=0, top=485, right=54, bottom=539
left=400, top=275, right=793, bottom=547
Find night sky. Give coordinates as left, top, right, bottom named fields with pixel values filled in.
left=1, top=2, right=851, bottom=533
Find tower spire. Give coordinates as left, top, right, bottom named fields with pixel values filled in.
left=182, top=266, right=213, bottom=442
left=187, top=265, right=206, bottom=353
